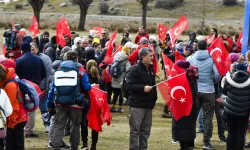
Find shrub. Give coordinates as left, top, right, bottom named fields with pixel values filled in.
left=100, top=1, right=109, bottom=14
left=223, top=0, right=237, bottom=6
left=155, top=0, right=184, bottom=9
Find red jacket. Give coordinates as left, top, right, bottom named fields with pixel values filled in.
left=134, top=32, right=149, bottom=44
left=128, top=44, right=150, bottom=65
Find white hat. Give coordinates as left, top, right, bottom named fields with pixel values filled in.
left=124, top=41, right=134, bottom=48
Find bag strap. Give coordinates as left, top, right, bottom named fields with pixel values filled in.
left=1, top=79, right=16, bottom=89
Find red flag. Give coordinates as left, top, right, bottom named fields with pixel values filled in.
left=104, top=29, right=117, bottom=64
left=162, top=52, right=174, bottom=77
left=2, top=45, right=6, bottom=55
left=60, top=17, right=72, bottom=38
left=56, top=22, right=66, bottom=47
left=169, top=16, right=188, bottom=46
left=105, top=45, right=122, bottom=64
left=88, top=85, right=112, bottom=132
left=227, top=37, right=233, bottom=52
left=236, top=32, right=243, bottom=48
left=208, top=36, right=229, bottom=76
left=205, top=34, right=216, bottom=45
left=175, top=51, right=186, bottom=62
left=157, top=80, right=170, bottom=104
left=158, top=24, right=168, bottom=42
left=28, top=16, right=40, bottom=37
left=93, top=27, right=104, bottom=37
left=167, top=73, right=193, bottom=121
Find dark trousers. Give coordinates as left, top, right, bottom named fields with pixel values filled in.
left=112, top=88, right=123, bottom=106
left=196, top=92, right=215, bottom=144
left=215, top=101, right=225, bottom=137
left=226, top=114, right=248, bottom=150
left=106, top=82, right=112, bottom=104
left=6, top=121, right=26, bottom=150
left=179, top=141, right=194, bottom=150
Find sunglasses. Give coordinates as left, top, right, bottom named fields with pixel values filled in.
left=7, top=56, right=14, bottom=59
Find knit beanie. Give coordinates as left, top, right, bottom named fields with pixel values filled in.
left=176, top=60, right=190, bottom=69
left=20, top=42, right=31, bottom=52
left=227, top=53, right=240, bottom=63
left=176, top=42, right=184, bottom=50
left=122, top=45, right=130, bottom=55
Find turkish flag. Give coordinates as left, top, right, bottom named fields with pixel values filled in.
left=167, top=73, right=193, bottom=121
left=208, top=36, right=229, bottom=76
left=236, top=32, right=243, bottom=48
left=169, top=16, right=188, bottom=46
left=60, top=17, right=72, bottom=38
left=205, top=34, right=217, bottom=45
left=28, top=16, right=40, bottom=37
left=104, top=29, right=117, bottom=64
left=158, top=24, right=168, bottom=42
left=105, top=45, right=122, bottom=64
left=157, top=80, right=171, bottom=105
left=93, top=27, right=104, bottom=37
left=175, top=51, right=186, bottom=62
left=56, top=22, right=66, bottom=47
left=162, top=52, right=174, bottom=77
left=227, top=37, right=234, bottom=52
left=88, top=85, right=112, bottom=132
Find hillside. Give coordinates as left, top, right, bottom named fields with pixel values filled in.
left=0, top=0, right=245, bottom=20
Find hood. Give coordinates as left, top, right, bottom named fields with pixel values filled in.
left=44, top=42, right=56, bottom=49
left=74, top=37, right=81, bottom=46
left=23, top=36, right=33, bottom=43
left=85, top=47, right=95, bottom=60
left=0, top=68, right=15, bottom=87
left=189, top=32, right=196, bottom=40
left=226, top=71, right=250, bottom=88
left=194, top=50, right=210, bottom=61
left=114, top=51, right=128, bottom=62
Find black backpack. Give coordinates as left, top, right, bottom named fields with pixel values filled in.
left=3, top=30, right=17, bottom=50
left=110, top=60, right=127, bottom=78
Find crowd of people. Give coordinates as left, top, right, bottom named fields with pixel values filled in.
left=0, top=23, right=250, bottom=150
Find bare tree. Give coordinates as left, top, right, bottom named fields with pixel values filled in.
left=201, top=0, right=206, bottom=35
left=28, top=0, right=45, bottom=26
left=137, top=0, right=150, bottom=30
left=71, top=0, right=93, bottom=30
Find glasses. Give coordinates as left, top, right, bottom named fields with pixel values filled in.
left=102, top=33, right=106, bottom=35
left=7, top=56, right=14, bottom=59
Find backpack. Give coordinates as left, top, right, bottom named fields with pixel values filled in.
left=0, top=90, right=7, bottom=138
left=110, top=60, right=127, bottom=78
left=3, top=30, right=17, bottom=50
left=54, top=61, right=83, bottom=106
left=2, top=79, right=40, bottom=112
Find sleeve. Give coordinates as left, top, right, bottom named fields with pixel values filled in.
left=134, top=35, right=139, bottom=44
left=15, top=59, right=21, bottom=77
left=128, top=49, right=139, bottom=63
left=1, top=89, right=13, bottom=117
left=212, top=63, right=221, bottom=83
left=46, top=81, right=55, bottom=109
left=81, top=73, right=92, bottom=91
left=126, top=66, right=145, bottom=93
left=4, top=83, right=19, bottom=129
left=41, top=60, right=47, bottom=81
left=125, top=61, right=131, bottom=72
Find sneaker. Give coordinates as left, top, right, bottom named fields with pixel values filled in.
left=117, top=108, right=124, bottom=113
left=81, top=147, right=89, bottom=150
left=172, top=139, right=179, bottom=144
left=197, top=129, right=204, bottom=133
left=61, top=142, right=70, bottom=149
left=110, top=107, right=117, bottom=112
left=45, top=126, right=50, bottom=133
left=26, top=133, right=38, bottom=138
left=245, top=142, right=250, bottom=148
left=203, top=142, right=216, bottom=150
left=219, top=136, right=227, bottom=142
left=162, top=112, right=172, bottom=118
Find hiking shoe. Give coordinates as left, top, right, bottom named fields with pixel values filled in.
left=162, top=113, right=172, bottom=118
left=81, top=147, right=89, bottom=150
left=117, top=108, right=124, bottom=113
left=61, top=142, right=70, bottom=149
left=219, top=136, right=227, bottom=142
left=245, top=142, right=250, bottom=148
left=203, top=143, right=216, bottom=150
left=172, top=139, right=179, bottom=144
left=197, top=129, right=204, bottom=133
left=26, top=133, right=38, bottom=137
left=110, top=107, right=117, bottom=112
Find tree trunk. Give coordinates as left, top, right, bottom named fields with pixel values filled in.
left=34, top=8, right=40, bottom=26
left=78, top=7, right=88, bottom=30
left=142, top=4, right=147, bottom=30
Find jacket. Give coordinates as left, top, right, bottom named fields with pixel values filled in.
left=100, top=37, right=109, bottom=48
left=0, top=89, right=13, bottom=118
left=128, top=44, right=150, bottom=65
left=134, top=32, right=149, bottom=44
left=38, top=53, right=54, bottom=91
left=0, top=68, right=27, bottom=128
left=222, top=71, right=250, bottom=117
left=16, top=52, right=46, bottom=85
left=187, top=50, right=221, bottom=93
left=111, top=51, right=131, bottom=89
left=39, top=38, right=49, bottom=53
left=126, top=61, right=157, bottom=109
left=44, top=42, right=57, bottom=62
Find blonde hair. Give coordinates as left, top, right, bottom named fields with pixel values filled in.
left=86, top=60, right=100, bottom=80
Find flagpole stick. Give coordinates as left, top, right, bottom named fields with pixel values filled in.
left=152, top=72, right=186, bottom=88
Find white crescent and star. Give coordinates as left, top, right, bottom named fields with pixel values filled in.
left=174, top=25, right=182, bottom=36
left=170, top=86, right=186, bottom=100
left=210, top=48, right=222, bottom=56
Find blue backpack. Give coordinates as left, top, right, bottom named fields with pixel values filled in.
left=3, top=30, right=17, bottom=50
left=2, top=78, right=40, bottom=112
left=54, top=60, right=83, bottom=106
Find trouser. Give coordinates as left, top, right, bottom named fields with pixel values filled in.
left=196, top=92, right=215, bottom=144
left=48, top=115, right=55, bottom=143
left=129, top=107, right=152, bottom=150
left=112, top=88, right=123, bottom=106
left=179, top=140, right=194, bottom=150
left=64, top=118, right=72, bottom=135
left=40, top=96, right=50, bottom=126
left=25, top=111, right=36, bottom=134
left=106, top=82, right=112, bottom=104
left=52, top=106, right=82, bottom=150
left=226, top=114, right=248, bottom=150
left=172, top=117, right=176, bottom=140
left=6, top=121, right=26, bottom=150
left=215, top=101, right=225, bottom=137
left=197, top=108, right=204, bottom=131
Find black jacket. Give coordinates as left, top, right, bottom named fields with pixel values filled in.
left=44, top=42, right=57, bottom=62
left=223, top=71, right=250, bottom=117
left=126, top=61, right=157, bottom=109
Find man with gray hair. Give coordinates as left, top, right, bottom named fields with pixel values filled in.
left=126, top=47, right=158, bottom=150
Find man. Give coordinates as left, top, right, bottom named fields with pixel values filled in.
left=44, top=36, right=57, bottom=62
left=134, top=26, right=149, bottom=44
left=39, top=31, right=50, bottom=53
left=100, top=29, right=109, bottom=48
left=47, top=51, right=91, bottom=150
left=187, top=40, right=221, bottom=150
left=126, top=47, right=157, bottom=150
left=31, top=42, right=54, bottom=133
left=15, top=42, right=46, bottom=137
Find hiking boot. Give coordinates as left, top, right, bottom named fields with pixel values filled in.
left=203, top=142, right=216, bottom=150
left=61, top=142, right=70, bottom=149
left=110, top=107, right=117, bottom=112
left=197, top=129, right=204, bottom=133
left=245, top=142, right=250, bottom=148
left=26, top=132, right=38, bottom=138
left=162, top=112, right=172, bottom=118
left=117, top=108, right=124, bottom=113
left=219, top=136, right=227, bottom=142
left=81, top=147, right=89, bottom=150
left=172, top=139, right=179, bottom=144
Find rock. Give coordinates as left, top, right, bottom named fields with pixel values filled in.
left=22, top=3, right=29, bottom=6
left=60, top=2, right=67, bottom=7
left=0, top=8, right=3, bottom=11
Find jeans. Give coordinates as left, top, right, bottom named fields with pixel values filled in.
left=226, top=114, right=248, bottom=150
left=197, top=108, right=204, bottom=131
left=196, top=92, right=215, bottom=144
left=215, top=101, right=225, bottom=137
left=39, top=97, right=50, bottom=126
left=129, top=107, right=152, bottom=150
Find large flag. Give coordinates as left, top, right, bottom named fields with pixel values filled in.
left=104, top=29, right=117, bottom=64
left=174, top=51, right=186, bottom=62
left=208, top=36, right=229, bottom=76
left=105, top=45, right=122, bottom=64
left=162, top=52, right=174, bottom=77
left=169, top=16, right=188, bottom=46
left=56, top=22, right=66, bottom=47
left=158, top=24, right=168, bottom=42
left=157, top=80, right=170, bottom=104
left=28, top=16, right=40, bottom=37
left=205, top=34, right=217, bottom=45
left=93, top=27, right=104, bottom=37
left=60, top=17, right=72, bottom=38
left=167, top=73, right=193, bottom=121
left=236, top=32, right=243, bottom=48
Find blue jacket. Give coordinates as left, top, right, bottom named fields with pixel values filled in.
left=16, top=52, right=46, bottom=85
left=187, top=50, right=221, bottom=93
left=46, top=64, right=91, bottom=108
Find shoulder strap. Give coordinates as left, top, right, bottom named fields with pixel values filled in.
left=1, top=79, right=16, bottom=89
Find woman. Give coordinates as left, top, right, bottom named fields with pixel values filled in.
left=222, top=63, right=250, bottom=150
left=81, top=60, right=104, bottom=150
left=93, top=43, right=102, bottom=58
left=0, top=65, right=27, bottom=150
left=121, top=32, right=131, bottom=46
